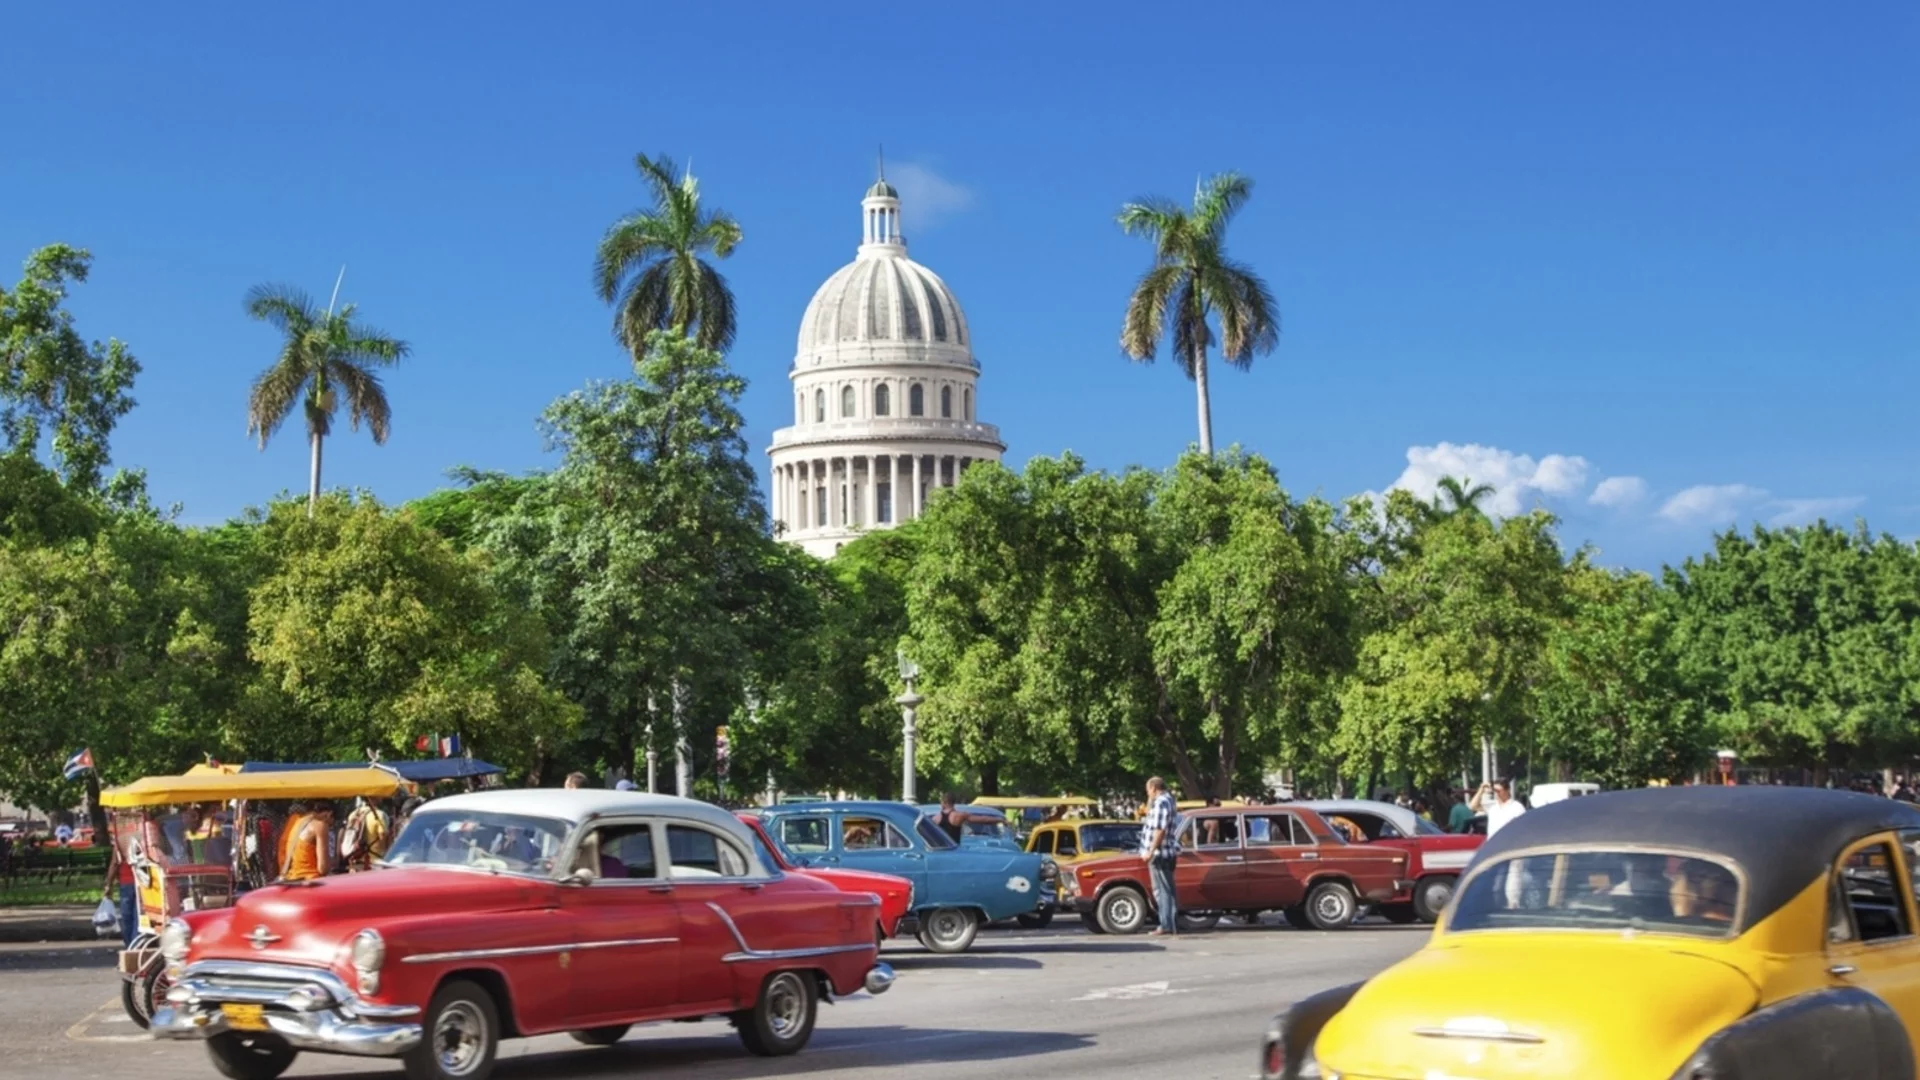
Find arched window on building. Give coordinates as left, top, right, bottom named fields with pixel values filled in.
left=964, top=388, right=973, bottom=421
left=841, top=385, right=856, bottom=418
left=814, top=389, right=826, bottom=423
left=909, top=383, right=925, bottom=417
left=941, top=386, right=953, bottom=418
left=874, top=383, right=891, bottom=417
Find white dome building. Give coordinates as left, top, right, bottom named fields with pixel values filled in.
left=768, top=177, right=1004, bottom=557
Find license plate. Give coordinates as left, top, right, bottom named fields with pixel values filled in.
left=221, top=1004, right=268, bottom=1031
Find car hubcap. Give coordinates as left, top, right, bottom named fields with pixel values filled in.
left=435, top=1001, right=487, bottom=1077
left=1317, top=893, right=1347, bottom=922
left=930, top=911, right=964, bottom=942
left=1111, top=896, right=1138, bottom=926
left=1425, top=881, right=1452, bottom=911
left=766, top=973, right=805, bottom=1039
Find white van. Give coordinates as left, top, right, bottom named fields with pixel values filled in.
left=1530, top=782, right=1600, bottom=807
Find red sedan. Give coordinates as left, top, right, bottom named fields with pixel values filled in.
left=736, top=812, right=916, bottom=943
left=150, top=791, right=893, bottom=1080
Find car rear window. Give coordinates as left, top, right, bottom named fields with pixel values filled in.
left=1449, top=850, right=1740, bottom=938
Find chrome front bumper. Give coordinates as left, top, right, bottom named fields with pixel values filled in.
left=864, top=962, right=896, bottom=995
left=150, top=959, right=421, bottom=1056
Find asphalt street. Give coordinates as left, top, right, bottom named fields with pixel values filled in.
left=8, top=919, right=1427, bottom=1080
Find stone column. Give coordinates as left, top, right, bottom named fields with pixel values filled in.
left=772, top=464, right=783, bottom=526
left=864, top=455, right=879, bottom=526
left=911, top=454, right=923, bottom=518
left=892, top=453, right=904, bottom=524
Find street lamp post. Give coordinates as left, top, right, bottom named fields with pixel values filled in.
left=896, top=650, right=923, bottom=805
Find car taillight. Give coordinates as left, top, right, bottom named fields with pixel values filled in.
left=1262, top=1034, right=1284, bottom=1078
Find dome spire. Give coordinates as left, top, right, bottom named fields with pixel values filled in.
left=861, top=156, right=903, bottom=255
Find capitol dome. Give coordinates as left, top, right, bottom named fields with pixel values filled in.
left=767, top=174, right=1005, bottom=558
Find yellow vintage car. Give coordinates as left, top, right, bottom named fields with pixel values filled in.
left=1025, top=818, right=1141, bottom=866
left=1261, top=786, right=1920, bottom=1079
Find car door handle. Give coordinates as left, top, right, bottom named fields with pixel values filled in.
left=1300, top=852, right=1319, bottom=860
left=901, top=852, right=925, bottom=860
left=648, top=884, right=673, bottom=894
left=1225, top=856, right=1244, bottom=863
left=740, top=883, right=763, bottom=892
left=1830, top=964, right=1857, bottom=977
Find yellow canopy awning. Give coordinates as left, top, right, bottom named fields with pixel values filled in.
left=101, top=767, right=407, bottom=808
left=185, top=763, right=241, bottom=776
left=971, top=796, right=1097, bottom=809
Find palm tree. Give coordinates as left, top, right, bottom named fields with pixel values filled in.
left=1430, top=476, right=1497, bottom=519
left=1118, top=172, right=1280, bottom=456
left=594, top=153, right=743, bottom=359
left=244, top=284, right=409, bottom=517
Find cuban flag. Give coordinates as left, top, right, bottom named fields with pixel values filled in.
left=62, top=748, right=93, bottom=781
left=439, top=733, right=462, bottom=759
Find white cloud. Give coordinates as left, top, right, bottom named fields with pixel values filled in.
left=1385, top=442, right=1591, bottom=518
left=1766, top=496, right=1866, bottom=527
left=1588, top=476, right=1649, bottom=509
left=1657, top=484, right=1767, bottom=525
left=888, top=162, right=976, bottom=233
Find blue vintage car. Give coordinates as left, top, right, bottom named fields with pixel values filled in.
left=758, top=801, right=1054, bottom=952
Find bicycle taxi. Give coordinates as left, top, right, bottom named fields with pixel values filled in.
left=100, top=766, right=411, bottom=1027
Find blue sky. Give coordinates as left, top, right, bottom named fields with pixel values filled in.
left=4, top=2, right=1914, bottom=570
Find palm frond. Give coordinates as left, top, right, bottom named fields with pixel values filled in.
left=594, top=216, right=679, bottom=302
left=1209, top=259, right=1280, bottom=368
left=694, top=261, right=738, bottom=353
left=330, top=360, right=393, bottom=443
left=246, top=351, right=310, bottom=448
left=632, top=153, right=682, bottom=212
left=338, top=325, right=410, bottom=368
left=1169, top=276, right=1211, bottom=379
left=244, top=284, right=319, bottom=334
left=1116, top=199, right=1185, bottom=244
left=616, top=262, right=675, bottom=350
left=695, top=211, right=744, bottom=259
left=1119, top=263, right=1184, bottom=361
left=1192, top=172, right=1254, bottom=238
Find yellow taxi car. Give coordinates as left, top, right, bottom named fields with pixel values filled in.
left=1025, top=818, right=1142, bottom=865
left=1261, top=786, right=1920, bottom=1079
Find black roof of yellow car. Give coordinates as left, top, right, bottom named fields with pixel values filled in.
left=1476, top=785, right=1920, bottom=930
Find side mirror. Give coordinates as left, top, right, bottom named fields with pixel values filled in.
left=561, top=867, right=594, bottom=886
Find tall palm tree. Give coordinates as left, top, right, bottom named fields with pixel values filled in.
left=594, top=153, right=743, bottom=359
left=1431, top=475, right=1497, bottom=519
left=244, top=284, right=409, bottom=517
left=1118, top=172, right=1279, bottom=456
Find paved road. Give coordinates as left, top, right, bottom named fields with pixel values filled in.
left=9, top=920, right=1427, bottom=1080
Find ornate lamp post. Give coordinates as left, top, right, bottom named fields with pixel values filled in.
left=896, top=650, right=923, bottom=804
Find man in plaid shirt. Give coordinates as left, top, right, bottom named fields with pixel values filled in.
left=1139, top=776, right=1182, bottom=935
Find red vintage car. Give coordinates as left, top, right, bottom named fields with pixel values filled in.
left=1061, top=804, right=1407, bottom=933
left=150, top=790, right=893, bottom=1080
left=1300, top=799, right=1482, bottom=922
left=735, top=812, right=916, bottom=943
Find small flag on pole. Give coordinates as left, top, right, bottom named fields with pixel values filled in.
left=415, top=735, right=432, bottom=752
left=439, top=734, right=462, bottom=759
left=62, top=748, right=94, bottom=781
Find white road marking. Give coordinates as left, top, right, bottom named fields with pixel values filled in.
left=66, top=998, right=151, bottom=1043
left=1072, top=979, right=1193, bottom=1002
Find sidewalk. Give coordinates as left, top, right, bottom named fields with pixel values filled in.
left=0, top=904, right=102, bottom=943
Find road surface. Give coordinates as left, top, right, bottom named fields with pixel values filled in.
left=7, top=919, right=1426, bottom=1080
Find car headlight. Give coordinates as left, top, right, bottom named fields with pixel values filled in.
left=1040, top=858, right=1059, bottom=882
left=350, top=929, right=385, bottom=995
left=159, top=918, right=192, bottom=964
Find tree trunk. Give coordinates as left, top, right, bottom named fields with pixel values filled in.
left=672, top=678, right=693, bottom=797
left=1215, top=710, right=1238, bottom=800
left=1145, top=680, right=1207, bottom=798
left=307, top=431, right=324, bottom=518
left=84, top=771, right=106, bottom=842
left=1193, top=344, right=1214, bottom=456
left=979, top=763, right=1001, bottom=797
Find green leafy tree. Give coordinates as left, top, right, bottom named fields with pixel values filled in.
left=243, top=495, right=577, bottom=766
left=477, top=331, right=798, bottom=792
left=244, top=284, right=409, bottom=517
left=1337, top=507, right=1568, bottom=785
left=0, top=245, right=139, bottom=490
left=1664, top=523, right=1920, bottom=771
left=1118, top=173, right=1279, bottom=456
left=594, top=154, right=743, bottom=360
left=1534, top=567, right=1705, bottom=786
left=1149, top=452, right=1352, bottom=798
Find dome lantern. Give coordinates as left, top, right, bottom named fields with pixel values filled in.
left=861, top=167, right=904, bottom=253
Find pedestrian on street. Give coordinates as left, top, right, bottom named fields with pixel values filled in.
left=1469, top=779, right=1527, bottom=837
left=1139, top=776, right=1181, bottom=937
left=564, top=772, right=588, bottom=790
left=1447, top=788, right=1475, bottom=833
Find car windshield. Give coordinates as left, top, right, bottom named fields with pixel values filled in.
left=382, top=809, right=569, bottom=876
left=1414, top=816, right=1447, bottom=836
left=744, top=827, right=789, bottom=871
left=1449, top=850, right=1740, bottom=939
left=1081, top=824, right=1139, bottom=853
